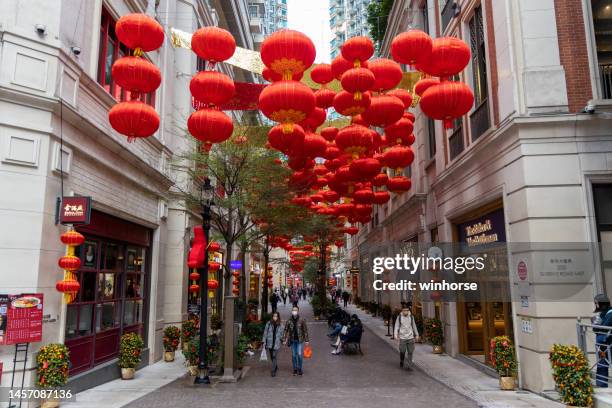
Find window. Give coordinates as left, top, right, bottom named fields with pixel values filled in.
left=427, top=118, right=436, bottom=159
left=98, top=8, right=155, bottom=106
left=468, top=6, right=491, bottom=141
left=441, top=0, right=454, bottom=32
left=591, top=0, right=612, bottom=98
left=249, top=5, right=258, bottom=18
left=421, top=0, right=430, bottom=34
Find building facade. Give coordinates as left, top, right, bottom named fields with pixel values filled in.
left=248, top=0, right=288, bottom=49
left=329, top=0, right=370, bottom=59
left=0, top=0, right=255, bottom=396
left=349, top=0, right=612, bottom=395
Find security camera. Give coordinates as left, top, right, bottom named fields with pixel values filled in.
left=71, top=46, right=81, bottom=56
left=35, top=24, right=46, bottom=35
left=584, top=103, right=596, bottom=114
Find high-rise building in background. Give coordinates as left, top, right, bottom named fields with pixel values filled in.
left=329, top=0, right=370, bottom=59
left=249, top=0, right=288, bottom=49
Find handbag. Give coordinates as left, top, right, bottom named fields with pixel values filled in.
left=340, top=325, right=348, bottom=335
left=304, top=344, right=312, bottom=359
left=260, top=348, right=268, bottom=361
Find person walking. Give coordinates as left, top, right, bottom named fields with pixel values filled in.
left=594, top=294, right=612, bottom=386
left=281, top=288, right=287, bottom=305
left=393, top=302, right=420, bottom=370
left=342, top=291, right=350, bottom=307
left=262, top=311, right=283, bottom=377
left=270, top=291, right=279, bottom=314
left=291, top=290, right=299, bottom=308
left=282, top=305, right=309, bottom=376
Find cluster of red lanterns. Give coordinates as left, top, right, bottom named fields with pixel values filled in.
left=231, top=264, right=241, bottom=296
left=56, top=229, right=85, bottom=303
left=108, top=14, right=164, bottom=142
left=188, top=27, right=237, bottom=150
left=187, top=226, right=221, bottom=298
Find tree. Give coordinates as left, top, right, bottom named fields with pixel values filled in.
left=367, top=0, right=394, bottom=53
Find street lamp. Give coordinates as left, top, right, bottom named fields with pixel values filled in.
left=195, top=178, right=214, bottom=385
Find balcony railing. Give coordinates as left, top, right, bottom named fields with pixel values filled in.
left=601, top=64, right=612, bottom=100
left=441, top=0, right=454, bottom=32
left=470, top=98, right=491, bottom=142
left=449, top=125, right=464, bottom=161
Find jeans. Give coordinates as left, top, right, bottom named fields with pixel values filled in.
left=328, top=323, right=342, bottom=337
left=597, top=333, right=610, bottom=387
left=290, top=341, right=304, bottom=371
left=271, top=303, right=278, bottom=313
left=343, top=299, right=348, bottom=307
left=268, top=348, right=278, bottom=373
left=399, top=339, right=415, bottom=365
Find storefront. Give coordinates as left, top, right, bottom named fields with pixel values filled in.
left=66, top=210, right=151, bottom=375
left=453, top=202, right=513, bottom=366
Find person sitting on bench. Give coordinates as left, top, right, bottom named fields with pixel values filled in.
left=332, top=315, right=363, bottom=355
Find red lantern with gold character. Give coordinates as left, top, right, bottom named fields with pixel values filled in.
left=260, top=30, right=316, bottom=79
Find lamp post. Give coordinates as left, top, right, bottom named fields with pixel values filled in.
left=195, top=178, right=214, bottom=385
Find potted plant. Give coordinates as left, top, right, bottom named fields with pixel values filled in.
left=210, top=314, right=223, bottom=331
left=235, top=334, right=249, bottom=369
left=118, top=332, right=144, bottom=379
left=37, top=343, right=69, bottom=408
left=550, top=344, right=593, bottom=408
left=184, top=335, right=220, bottom=376
left=424, top=318, right=444, bottom=354
left=181, top=319, right=197, bottom=353
left=244, top=320, right=265, bottom=350
left=163, top=326, right=181, bottom=362
left=310, top=295, right=323, bottom=319
left=489, top=336, right=517, bottom=390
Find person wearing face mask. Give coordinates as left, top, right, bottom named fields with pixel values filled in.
left=262, top=311, right=283, bottom=377
left=393, top=302, right=420, bottom=370
left=282, top=306, right=309, bottom=376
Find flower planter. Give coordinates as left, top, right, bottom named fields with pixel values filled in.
left=499, top=376, right=515, bottom=390
left=121, top=367, right=135, bottom=380
left=188, top=365, right=199, bottom=376
left=183, top=343, right=189, bottom=353
left=41, top=398, right=61, bottom=408
left=432, top=345, right=443, bottom=354
left=164, top=351, right=175, bottom=362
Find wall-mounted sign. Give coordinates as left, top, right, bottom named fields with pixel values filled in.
left=517, top=260, right=527, bottom=281
left=230, top=260, right=243, bottom=270
left=456, top=208, right=506, bottom=246
left=60, top=196, right=92, bottom=225
left=0, top=294, right=43, bottom=345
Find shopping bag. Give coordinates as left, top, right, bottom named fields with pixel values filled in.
left=260, top=348, right=268, bottom=361
left=304, top=344, right=312, bottom=359
left=340, top=325, right=348, bottom=335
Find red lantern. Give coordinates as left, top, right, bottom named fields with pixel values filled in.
left=373, top=191, right=391, bottom=204
left=60, top=230, right=85, bottom=246
left=58, top=255, right=81, bottom=271
left=354, top=204, right=372, bottom=217
left=320, top=127, right=338, bottom=141
left=189, top=284, right=200, bottom=294
left=362, top=95, right=405, bottom=127
left=288, top=155, right=314, bottom=171
left=208, top=262, right=221, bottom=271
left=311, top=64, right=334, bottom=84
left=335, top=124, right=373, bottom=157
left=191, top=27, right=236, bottom=63
left=387, top=176, right=412, bottom=193
left=208, top=279, right=219, bottom=290
left=353, top=189, right=375, bottom=204
left=331, top=55, right=354, bottom=80
left=56, top=279, right=80, bottom=294
left=299, top=107, right=326, bottom=131
left=209, top=242, right=221, bottom=252
left=368, top=59, right=403, bottom=92
left=109, top=101, right=159, bottom=141
left=187, top=108, right=233, bottom=143
left=322, top=190, right=340, bottom=203
left=341, top=68, right=375, bottom=101
left=315, top=88, right=336, bottom=109
left=334, top=239, right=345, bottom=248
left=302, top=132, right=327, bottom=158
left=268, top=124, right=305, bottom=155
left=372, top=173, right=388, bottom=187
left=385, top=118, right=414, bottom=145
left=387, top=88, right=413, bottom=110
left=349, top=157, right=381, bottom=180
left=414, top=78, right=440, bottom=96
left=333, top=90, right=371, bottom=117
left=259, top=81, right=316, bottom=133
left=189, top=271, right=200, bottom=281
left=341, top=36, right=374, bottom=65
left=419, top=82, right=474, bottom=129
left=261, top=30, right=316, bottom=79
left=115, top=14, right=164, bottom=52
left=190, top=71, right=235, bottom=106
left=384, top=145, right=415, bottom=170
left=421, top=37, right=471, bottom=79
left=391, top=30, right=433, bottom=66
left=345, top=226, right=359, bottom=235
left=111, top=57, right=161, bottom=94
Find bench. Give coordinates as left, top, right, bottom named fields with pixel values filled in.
left=342, top=331, right=363, bottom=355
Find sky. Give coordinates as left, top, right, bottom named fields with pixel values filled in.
left=287, top=0, right=331, bottom=63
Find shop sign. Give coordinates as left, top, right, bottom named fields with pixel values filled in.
left=0, top=294, right=44, bottom=345
left=60, top=196, right=92, bottom=225
left=230, top=260, right=243, bottom=270
left=457, top=208, right=506, bottom=247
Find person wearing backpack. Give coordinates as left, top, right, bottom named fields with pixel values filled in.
left=393, top=302, right=420, bottom=370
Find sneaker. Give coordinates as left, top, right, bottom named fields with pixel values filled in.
left=293, top=369, right=297, bottom=376
left=400, top=360, right=404, bottom=368
left=298, top=369, right=303, bottom=376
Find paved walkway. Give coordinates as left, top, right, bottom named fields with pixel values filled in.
left=343, top=303, right=562, bottom=408
left=122, top=299, right=478, bottom=408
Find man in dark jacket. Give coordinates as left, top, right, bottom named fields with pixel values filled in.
left=594, top=294, right=612, bottom=386
left=282, top=306, right=309, bottom=376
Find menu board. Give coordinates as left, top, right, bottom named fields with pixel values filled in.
left=0, top=294, right=43, bottom=345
